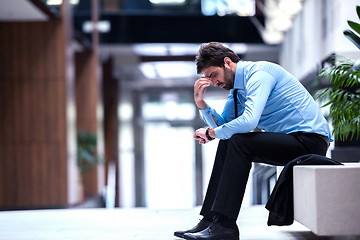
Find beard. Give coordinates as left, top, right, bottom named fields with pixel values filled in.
left=222, top=67, right=235, bottom=90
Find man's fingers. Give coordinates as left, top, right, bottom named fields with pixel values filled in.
left=194, top=135, right=202, bottom=140
left=194, top=131, right=202, bottom=139
left=195, top=78, right=211, bottom=87
left=194, top=78, right=211, bottom=99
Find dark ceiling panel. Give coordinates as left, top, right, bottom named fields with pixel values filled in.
left=74, top=14, right=264, bottom=44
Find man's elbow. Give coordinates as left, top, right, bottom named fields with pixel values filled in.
left=245, top=121, right=258, bottom=132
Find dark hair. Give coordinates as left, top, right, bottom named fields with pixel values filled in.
left=195, top=42, right=240, bottom=74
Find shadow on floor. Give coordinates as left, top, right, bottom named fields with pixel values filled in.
left=286, top=231, right=360, bottom=240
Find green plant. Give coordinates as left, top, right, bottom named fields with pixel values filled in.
left=77, top=131, right=101, bottom=173
left=344, top=5, right=360, bottom=49
left=316, top=5, right=360, bottom=142
left=316, top=56, right=360, bottom=141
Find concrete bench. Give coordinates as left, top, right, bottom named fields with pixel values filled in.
left=293, top=163, right=360, bottom=236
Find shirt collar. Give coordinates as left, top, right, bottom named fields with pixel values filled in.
left=233, top=62, right=245, bottom=90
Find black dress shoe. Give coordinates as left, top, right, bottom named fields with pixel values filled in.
left=182, top=218, right=239, bottom=240
left=174, top=218, right=212, bottom=238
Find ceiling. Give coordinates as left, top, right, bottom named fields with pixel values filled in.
left=0, top=0, right=48, bottom=21
left=100, top=43, right=279, bottom=90
left=0, top=0, right=283, bottom=90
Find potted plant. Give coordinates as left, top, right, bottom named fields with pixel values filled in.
left=315, top=5, right=360, bottom=162
left=77, top=130, right=101, bottom=174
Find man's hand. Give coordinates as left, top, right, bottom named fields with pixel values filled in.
left=194, top=128, right=210, bottom=144
left=194, top=77, right=211, bottom=110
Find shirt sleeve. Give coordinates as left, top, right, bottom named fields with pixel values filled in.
left=199, top=104, right=226, bottom=128
left=214, top=71, right=276, bottom=139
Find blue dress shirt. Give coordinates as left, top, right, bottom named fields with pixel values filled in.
left=200, top=61, right=332, bottom=140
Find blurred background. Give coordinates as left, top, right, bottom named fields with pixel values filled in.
left=0, top=0, right=359, bottom=211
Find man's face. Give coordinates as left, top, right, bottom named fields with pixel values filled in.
left=202, top=65, right=235, bottom=90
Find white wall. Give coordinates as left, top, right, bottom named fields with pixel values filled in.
left=280, top=0, right=360, bottom=80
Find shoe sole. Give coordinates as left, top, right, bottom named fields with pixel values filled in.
left=174, top=232, right=185, bottom=238
left=183, top=235, right=239, bottom=240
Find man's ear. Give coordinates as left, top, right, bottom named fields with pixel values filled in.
left=224, top=57, right=232, bottom=68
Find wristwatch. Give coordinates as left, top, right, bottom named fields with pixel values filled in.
left=206, top=128, right=215, bottom=141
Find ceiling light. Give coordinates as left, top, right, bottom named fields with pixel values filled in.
left=139, top=62, right=197, bottom=79
left=83, top=20, right=111, bottom=33
left=262, top=29, right=284, bottom=45
left=278, top=0, right=302, bottom=16
left=133, top=44, right=168, bottom=56
left=149, top=0, right=186, bottom=5
left=202, top=0, right=255, bottom=16
left=255, top=0, right=304, bottom=44
left=269, top=14, right=292, bottom=31
left=47, top=0, right=79, bottom=5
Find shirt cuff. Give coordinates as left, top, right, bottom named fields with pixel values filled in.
left=214, top=126, right=228, bottom=140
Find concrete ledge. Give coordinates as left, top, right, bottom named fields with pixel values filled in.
left=293, top=163, right=360, bottom=236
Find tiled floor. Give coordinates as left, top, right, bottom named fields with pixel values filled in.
left=0, top=205, right=359, bottom=240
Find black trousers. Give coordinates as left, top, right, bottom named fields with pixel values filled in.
left=200, top=132, right=329, bottom=220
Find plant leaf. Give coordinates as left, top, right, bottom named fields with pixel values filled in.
left=348, top=20, right=360, bottom=35
left=316, top=52, right=360, bottom=141
left=344, top=30, right=360, bottom=49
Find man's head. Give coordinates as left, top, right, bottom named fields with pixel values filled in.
left=195, top=42, right=240, bottom=90
left=195, top=42, right=240, bottom=74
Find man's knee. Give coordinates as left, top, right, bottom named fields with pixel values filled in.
left=227, top=133, right=255, bottom=158
left=229, top=133, right=248, bottom=145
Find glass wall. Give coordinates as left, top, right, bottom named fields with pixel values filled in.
left=143, top=91, right=196, bottom=208
left=119, top=86, right=255, bottom=208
